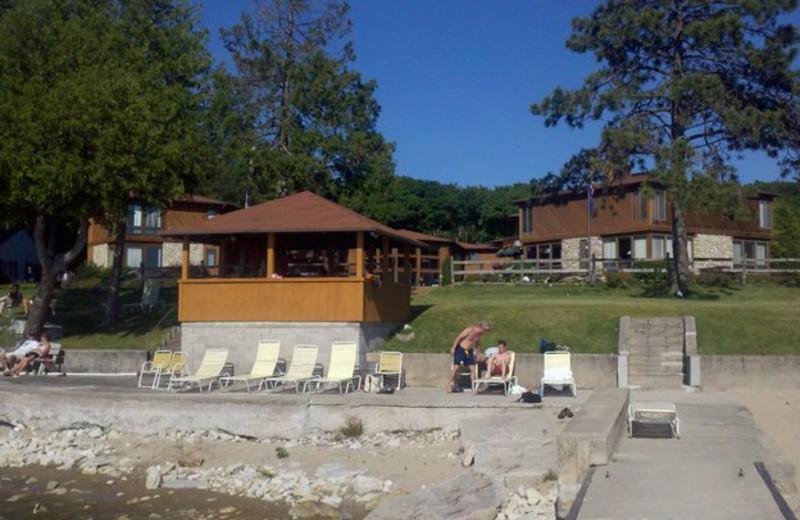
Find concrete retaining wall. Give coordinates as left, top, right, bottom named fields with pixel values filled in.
left=64, top=350, right=146, bottom=374
left=699, top=356, right=800, bottom=390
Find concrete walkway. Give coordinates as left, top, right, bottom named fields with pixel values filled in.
left=577, top=389, right=792, bottom=520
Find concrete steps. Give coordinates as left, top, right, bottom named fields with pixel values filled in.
left=627, top=318, right=685, bottom=389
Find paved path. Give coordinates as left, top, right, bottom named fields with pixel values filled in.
left=577, top=389, right=789, bottom=520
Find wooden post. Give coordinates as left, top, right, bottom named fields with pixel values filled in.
left=181, top=238, right=190, bottom=280
left=392, top=247, right=399, bottom=284
left=415, top=247, right=422, bottom=287
left=404, top=245, right=411, bottom=286
left=356, top=231, right=364, bottom=278
left=266, top=232, right=275, bottom=277
left=382, top=235, right=390, bottom=281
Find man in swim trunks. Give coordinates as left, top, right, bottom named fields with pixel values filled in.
left=1, top=333, right=39, bottom=375
left=6, top=332, right=52, bottom=376
left=446, top=321, right=491, bottom=393
left=484, top=339, right=511, bottom=379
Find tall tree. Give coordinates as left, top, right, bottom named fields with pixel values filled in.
left=532, top=0, right=800, bottom=296
left=218, top=0, right=394, bottom=204
left=0, top=0, right=210, bottom=334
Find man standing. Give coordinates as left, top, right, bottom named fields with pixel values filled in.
left=446, top=321, right=491, bottom=393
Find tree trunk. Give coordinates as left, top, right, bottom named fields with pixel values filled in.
left=669, top=200, right=691, bottom=297
left=24, top=214, right=87, bottom=338
left=99, top=218, right=127, bottom=328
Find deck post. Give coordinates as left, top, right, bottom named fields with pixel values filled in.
left=382, top=235, right=390, bottom=281
left=266, top=232, right=275, bottom=277
left=181, top=238, right=190, bottom=280
left=415, top=247, right=422, bottom=286
left=356, top=231, right=364, bottom=278
left=404, top=245, right=411, bottom=285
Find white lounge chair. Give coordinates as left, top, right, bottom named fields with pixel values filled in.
left=138, top=349, right=172, bottom=389
left=263, top=344, right=319, bottom=393
left=167, top=348, right=228, bottom=392
left=372, top=351, right=403, bottom=391
left=304, top=341, right=361, bottom=394
left=540, top=351, right=576, bottom=397
left=219, top=340, right=282, bottom=392
left=628, top=401, right=680, bottom=439
left=473, top=350, right=517, bottom=395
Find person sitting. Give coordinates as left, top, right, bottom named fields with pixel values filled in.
left=484, top=339, right=512, bottom=380
left=6, top=333, right=52, bottom=376
left=0, top=284, right=23, bottom=316
left=1, top=333, right=40, bottom=375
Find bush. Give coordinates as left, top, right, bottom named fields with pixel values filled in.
left=441, top=257, right=452, bottom=286
left=695, top=271, right=735, bottom=288
left=604, top=272, right=628, bottom=289
left=275, top=446, right=289, bottom=459
left=337, top=415, right=364, bottom=439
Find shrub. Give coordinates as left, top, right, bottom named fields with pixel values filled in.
left=695, top=271, right=735, bottom=288
left=441, top=257, right=452, bottom=286
left=604, top=272, right=628, bottom=289
left=338, top=415, right=364, bottom=439
left=275, top=446, right=289, bottom=459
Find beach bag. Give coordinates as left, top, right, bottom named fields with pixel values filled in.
left=364, top=374, right=381, bottom=393
left=518, top=391, right=541, bottom=404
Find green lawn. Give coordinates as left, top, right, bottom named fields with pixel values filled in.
left=384, top=283, right=800, bottom=355
left=1, top=278, right=178, bottom=351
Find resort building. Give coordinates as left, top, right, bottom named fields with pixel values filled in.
left=514, top=175, right=775, bottom=272
left=87, top=195, right=233, bottom=276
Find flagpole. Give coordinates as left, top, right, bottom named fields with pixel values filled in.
left=587, top=182, right=593, bottom=276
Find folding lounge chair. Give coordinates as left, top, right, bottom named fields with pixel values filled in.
left=167, top=348, right=228, bottom=392
left=628, top=401, right=680, bottom=439
left=153, top=351, right=187, bottom=390
left=540, top=351, right=576, bottom=397
left=262, top=344, right=319, bottom=393
left=473, top=350, right=517, bottom=395
left=123, top=279, right=165, bottom=314
left=219, top=340, right=282, bottom=392
left=304, top=341, right=361, bottom=394
left=373, top=351, right=403, bottom=391
left=138, top=350, right=172, bottom=389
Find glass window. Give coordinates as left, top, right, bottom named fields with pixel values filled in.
left=634, top=191, right=648, bottom=221
left=759, top=200, right=772, bottom=229
left=652, top=236, right=666, bottom=259
left=126, top=246, right=143, bottom=269
left=653, top=191, right=667, bottom=221
left=207, top=209, right=217, bottom=219
left=127, top=205, right=142, bottom=228
left=206, top=248, right=217, bottom=267
left=634, top=236, right=647, bottom=259
left=522, top=205, right=534, bottom=233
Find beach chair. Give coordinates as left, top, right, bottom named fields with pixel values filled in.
left=304, top=341, right=361, bottom=394
left=138, top=349, right=172, bottom=389
left=219, top=340, right=282, bottom=392
left=473, top=350, right=517, bottom=395
left=167, top=348, right=228, bottom=392
left=153, top=351, right=187, bottom=389
left=372, top=351, right=403, bottom=391
left=262, top=344, right=319, bottom=393
left=540, top=351, right=576, bottom=397
left=123, top=279, right=165, bottom=314
left=628, top=401, right=680, bottom=439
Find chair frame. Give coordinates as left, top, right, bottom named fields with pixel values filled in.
left=167, top=348, right=228, bottom=392
left=303, top=341, right=361, bottom=394
left=138, top=349, right=172, bottom=389
left=153, top=351, right=188, bottom=390
left=262, top=344, right=320, bottom=393
left=373, top=351, right=404, bottom=391
left=219, top=340, right=282, bottom=392
left=473, top=350, right=517, bottom=395
left=627, top=402, right=681, bottom=439
left=540, top=351, right=576, bottom=397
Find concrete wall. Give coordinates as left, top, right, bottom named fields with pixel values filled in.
left=64, top=350, right=146, bottom=374
left=699, top=356, right=800, bottom=390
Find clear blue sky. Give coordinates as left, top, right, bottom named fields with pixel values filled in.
left=195, top=0, right=797, bottom=188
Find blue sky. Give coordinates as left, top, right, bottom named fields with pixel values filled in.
left=195, top=0, right=797, bottom=188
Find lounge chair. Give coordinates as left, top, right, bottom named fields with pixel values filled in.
left=540, top=351, right=576, bottom=397
left=123, top=279, right=165, bottom=314
left=372, top=351, right=403, bottom=391
left=153, top=351, right=187, bottom=390
left=138, top=349, right=172, bottom=389
left=304, top=341, right=361, bottom=394
left=219, top=340, right=282, bottom=392
left=628, top=401, right=680, bottom=438
left=167, top=348, right=228, bottom=392
left=473, top=350, right=517, bottom=395
left=262, top=344, right=319, bottom=393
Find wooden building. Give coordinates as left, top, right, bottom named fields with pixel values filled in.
left=161, top=191, right=425, bottom=371
left=514, top=175, right=775, bottom=272
left=87, top=195, right=233, bottom=276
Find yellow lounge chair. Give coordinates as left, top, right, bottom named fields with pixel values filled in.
left=219, top=340, right=282, bottom=392
left=304, top=341, right=361, bottom=394
left=167, top=348, right=228, bottom=392
left=263, top=344, right=319, bottom=393
left=373, top=351, right=403, bottom=391
left=541, top=351, right=576, bottom=397
left=137, top=350, right=172, bottom=389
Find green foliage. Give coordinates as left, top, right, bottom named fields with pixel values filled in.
left=771, top=199, right=800, bottom=258
left=632, top=261, right=669, bottom=295
left=441, top=257, right=453, bottom=286
left=207, top=0, right=394, bottom=204
left=531, top=0, right=800, bottom=296
left=695, top=272, right=736, bottom=289
left=275, top=446, right=289, bottom=459
left=604, top=272, right=628, bottom=289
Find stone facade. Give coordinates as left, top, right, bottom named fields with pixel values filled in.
left=561, top=236, right=602, bottom=272
left=692, top=234, right=733, bottom=271
left=180, top=321, right=400, bottom=376
left=189, top=243, right=204, bottom=265
left=91, top=243, right=111, bottom=269
left=162, top=242, right=183, bottom=267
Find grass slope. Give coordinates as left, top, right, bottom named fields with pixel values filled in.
left=385, top=284, right=800, bottom=355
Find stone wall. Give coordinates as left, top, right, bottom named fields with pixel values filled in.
left=162, top=241, right=206, bottom=267
left=693, top=234, right=733, bottom=271
left=558, top=236, right=602, bottom=272
left=189, top=243, right=204, bottom=265
left=91, top=244, right=111, bottom=269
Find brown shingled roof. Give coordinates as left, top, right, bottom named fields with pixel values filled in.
left=162, top=191, right=425, bottom=247
left=396, top=229, right=453, bottom=244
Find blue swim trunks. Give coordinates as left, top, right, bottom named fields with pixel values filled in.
left=453, top=344, right=476, bottom=366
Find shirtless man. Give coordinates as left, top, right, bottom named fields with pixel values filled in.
left=7, top=333, right=52, bottom=376
left=484, top=340, right=511, bottom=379
left=446, top=321, right=491, bottom=393
left=1, top=333, right=39, bottom=375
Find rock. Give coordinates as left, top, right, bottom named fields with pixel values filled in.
left=145, top=466, right=162, bottom=490
left=462, top=444, right=476, bottom=467
left=6, top=494, right=25, bottom=503
left=289, top=501, right=343, bottom=520
left=353, top=475, right=384, bottom=495
left=218, top=506, right=237, bottom=514
left=161, top=476, right=209, bottom=490
left=32, top=502, right=47, bottom=515
left=365, top=473, right=502, bottom=520
left=45, top=481, right=59, bottom=491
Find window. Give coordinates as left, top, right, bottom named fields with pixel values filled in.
left=207, top=209, right=218, bottom=219
left=653, top=191, right=667, bottom=222
left=126, top=204, right=162, bottom=235
left=759, top=200, right=772, bottom=229
left=652, top=235, right=667, bottom=259
left=734, top=240, right=768, bottom=268
left=526, top=242, right=562, bottom=269
left=126, top=246, right=143, bottom=269
left=522, top=205, right=534, bottom=233
left=633, top=235, right=647, bottom=259
left=205, top=247, right=217, bottom=267
left=633, top=191, right=648, bottom=221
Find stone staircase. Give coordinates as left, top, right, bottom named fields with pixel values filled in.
left=626, top=317, right=685, bottom=389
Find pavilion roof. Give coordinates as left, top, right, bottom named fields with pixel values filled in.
left=162, top=191, right=425, bottom=247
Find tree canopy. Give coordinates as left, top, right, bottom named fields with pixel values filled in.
left=532, top=0, right=800, bottom=295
